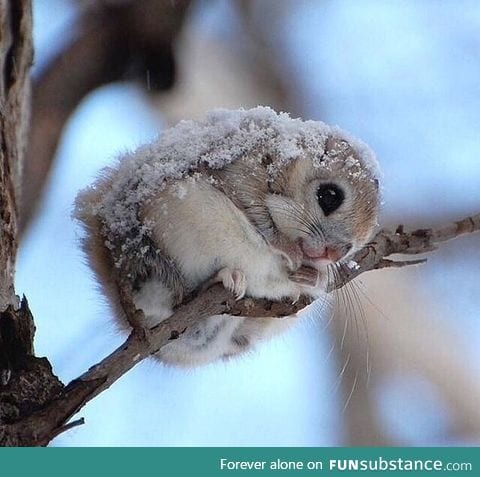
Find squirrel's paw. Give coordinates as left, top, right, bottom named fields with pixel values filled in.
left=217, top=268, right=247, bottom=300
left=270, top=236, right=303, bottom=271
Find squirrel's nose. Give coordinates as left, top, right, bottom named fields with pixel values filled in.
left=300, top=241, right=352, bottom=263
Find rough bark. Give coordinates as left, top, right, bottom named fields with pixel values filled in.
left=0, top=0, right=66, bottom=447
left=0, top=0, right=31, bottom=308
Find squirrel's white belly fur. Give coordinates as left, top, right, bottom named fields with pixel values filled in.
left=133, top=178, right=309, bottom=366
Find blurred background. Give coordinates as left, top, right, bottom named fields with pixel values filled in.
left=16, top=0, right=480, bottom=446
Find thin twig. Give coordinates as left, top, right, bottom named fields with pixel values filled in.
left=326, top=212, right=480, bottom=291
left=49, top=417, right=85, bottom=441
left=375, top=258, right=428, bottom=270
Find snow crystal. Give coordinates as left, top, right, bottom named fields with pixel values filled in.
left=74, top=106, right=379, bottom=266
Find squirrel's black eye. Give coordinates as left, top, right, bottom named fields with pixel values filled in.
left=316, top=183, right=344, bottom=216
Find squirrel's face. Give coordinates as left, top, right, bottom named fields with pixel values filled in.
left=266, top=138, right=380, bottom=269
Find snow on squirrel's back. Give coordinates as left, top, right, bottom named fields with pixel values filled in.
left=74, top=106, right=379, bottom=262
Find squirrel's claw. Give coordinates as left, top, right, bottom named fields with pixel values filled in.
left=217, top=268, right=247, bottom=300
left=289, top=265, right=320, bottom=288
left=269, top=235, right=303, bottom=271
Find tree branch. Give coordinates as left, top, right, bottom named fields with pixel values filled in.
left=326, top=213, right=480, bottom=291
left=3, top=211, right=478, bottom=445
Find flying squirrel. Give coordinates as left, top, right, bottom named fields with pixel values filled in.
left=75, top=107, right=380, bottom=367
